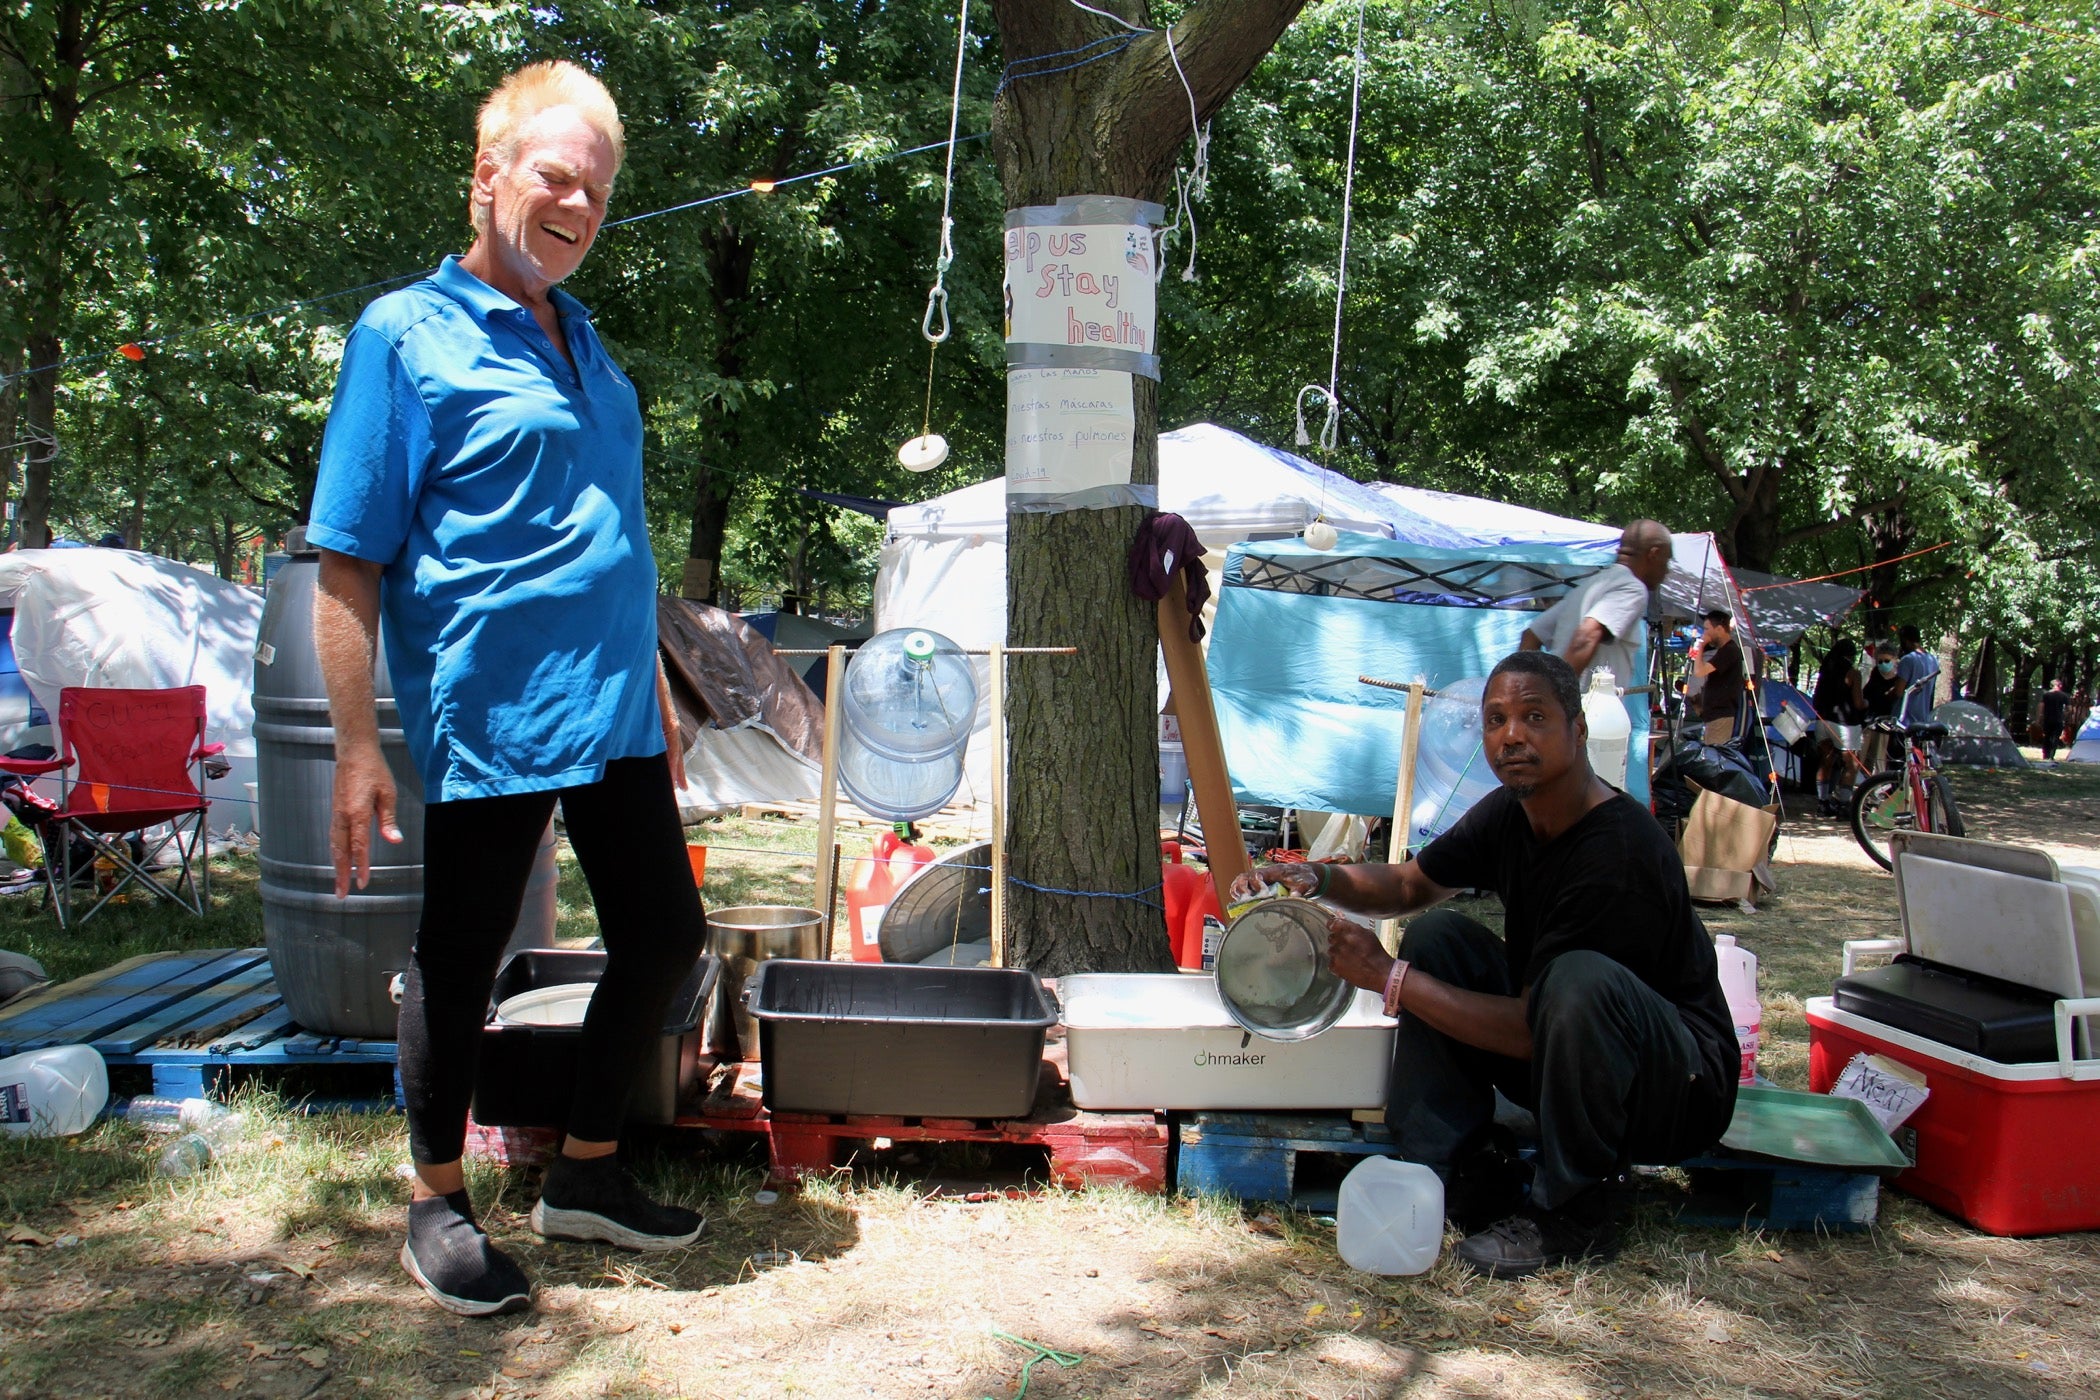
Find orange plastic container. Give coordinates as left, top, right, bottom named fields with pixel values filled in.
left=1160, top=841, right=1222, bottom=969
left=846, top=830, right=936, bottom=962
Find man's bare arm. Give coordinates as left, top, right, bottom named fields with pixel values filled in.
left=1325, top=920, right=1533, bottom=1059
left=1230, top=855, right=1455, bottom=922
left=1560, top=617, right=1610, bottom=676
left=314, top=549, right=401, bottom=896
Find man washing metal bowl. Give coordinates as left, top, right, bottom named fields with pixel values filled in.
left=1230, top=651, right=1737, bottom=1279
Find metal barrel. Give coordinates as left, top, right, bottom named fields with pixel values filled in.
left=254, top=540, right=555, bottom=1039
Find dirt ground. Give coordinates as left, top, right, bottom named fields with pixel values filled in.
left=1, top=766, right=2097, bottom=1399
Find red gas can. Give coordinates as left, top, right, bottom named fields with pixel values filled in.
left=1160, top=841, right=1223, bottom=969
left=846, top=829, right=936, bottom=961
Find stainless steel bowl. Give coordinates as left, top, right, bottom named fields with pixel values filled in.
left=1213, top=897, right=1353, bottom=1042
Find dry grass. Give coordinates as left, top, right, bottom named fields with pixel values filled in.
left=1, top=774, right=2098, bottom=1399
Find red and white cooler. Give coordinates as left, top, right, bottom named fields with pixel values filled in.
left=1807, top=994, right=2100, bottom=1236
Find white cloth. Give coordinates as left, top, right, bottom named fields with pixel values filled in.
left=1526, top=562, right=1651, bottom=691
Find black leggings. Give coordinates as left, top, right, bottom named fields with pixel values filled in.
left=399, top=755, right=705, bottom=1164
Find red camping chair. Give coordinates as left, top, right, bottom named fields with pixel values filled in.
left=0, top=686, right=225, bottom=927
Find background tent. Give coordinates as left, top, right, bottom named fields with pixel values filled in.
left=874, top=422, right=1399, bottom=809
left=1731, top=568, right=1863, bottom=646
left=1205, top=534, right=1651, bottom=844
left=741, top=610, right=871, bottom=701
left=1932, top=700, right=2029, bottom=769
left=0, top=549, right=262, bottom=829
left=1757, top=678, right=1818, bottom=787
left=657, top=599, right=826, bottom=817
left=2071, top=709, right=2100, bottom=764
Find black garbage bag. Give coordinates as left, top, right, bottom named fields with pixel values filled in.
left=1653, top=738, right=1770, bottom=824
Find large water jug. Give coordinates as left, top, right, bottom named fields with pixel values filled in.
left=840, top=629, right=977, bottom=761
left=1714, top=934, right=1760, bottom=1083
left=0, top=1045, right=108, bottom=1136
left=1408, top=679, right=1499, bottom=845
left=838, top=725, right=965, bottom=822
left=1582, top=668, right=1632, bottom=789
left=255, top=537, right=558, bottom=1038
left=1336, top=1156, right=1444, bottom=1275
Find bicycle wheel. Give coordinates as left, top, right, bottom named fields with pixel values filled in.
left=1850, top=770, right=1908, bottom=871
left=1927, top=775, right=1965, bottom=839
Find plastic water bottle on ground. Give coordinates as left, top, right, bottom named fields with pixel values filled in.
left=1582, top=668, right=1632, bottom=790
left=121, top=1096, right=219, bottom=1132
left=1714, top=934, right=1761, bottom=1084
left=1336, top=1157, right=1445, bottom=1275
left=0, top=1045, right=109, bottom=1137
left=154, top=1104, right=248, bottom=1177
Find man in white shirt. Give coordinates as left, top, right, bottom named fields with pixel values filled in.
left=1519, top=521, right=1672, bottom=693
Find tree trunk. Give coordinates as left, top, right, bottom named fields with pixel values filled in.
left=2006, top=645, right=2031, bottom=736
left=681, top=471, right=732, bottom=602
left=992, top=0, right=1306, bottom=976
left=1935, top=631, right=1959, bottom=706
left=17, top=332, right=60, bottom=548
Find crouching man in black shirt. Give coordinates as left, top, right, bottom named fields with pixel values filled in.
left=1232, top=650, right=1737, bottom=1278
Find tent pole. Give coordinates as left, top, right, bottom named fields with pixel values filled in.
left=989, top=642, right=1007, bottom=968
left=1380, top=681, right=1425, bottom=956
left=813, top=644, right=847, bottom=957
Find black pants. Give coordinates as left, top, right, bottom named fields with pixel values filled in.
left=1383, top=909, right=1729, bottom=1210
left=399, top=755, right=706, bottom=1164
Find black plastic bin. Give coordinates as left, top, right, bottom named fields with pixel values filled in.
left=471, top=948, right=720, bottom=1128
left=746, top=959, right=1056, bottom=1119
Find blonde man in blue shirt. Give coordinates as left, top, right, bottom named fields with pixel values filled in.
left=313, top=61, right=704, bottom=1316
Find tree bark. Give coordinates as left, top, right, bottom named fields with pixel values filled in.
left=992, top=0, right=1305, bottom=976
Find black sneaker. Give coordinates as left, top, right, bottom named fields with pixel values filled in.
left=530, top=1153, right=704, bottom=1251
left=400, top=1191, right=532, bottom=1317
left=1443, top=1127, right=1531, bottom=1234
left=1454, top=1196, right=1620, bottom=1279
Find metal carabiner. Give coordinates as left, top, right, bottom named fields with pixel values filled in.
left=921, top=283, right=951, bottom=345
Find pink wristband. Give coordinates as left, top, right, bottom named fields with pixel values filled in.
left=1382, top=958, right=1410, bottom=1018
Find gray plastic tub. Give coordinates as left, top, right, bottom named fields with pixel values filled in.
left=747, top=959, right=1055, bottom=1119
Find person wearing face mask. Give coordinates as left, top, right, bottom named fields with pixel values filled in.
left=1861, top=642, right=1902, bottom=773
left=309, top=62, right=706, bottom=1317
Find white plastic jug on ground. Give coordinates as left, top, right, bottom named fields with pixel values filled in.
left=1582, top=668, right=1632, bottom=789
left=1336, top=1156, right=1444, bottom=1275
left=0, top=1044, right=109, bottom=1136
left=1714, top=934, right=1760, bottom=1084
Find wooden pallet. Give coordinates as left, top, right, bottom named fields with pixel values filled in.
left=1177, top=1111, right=1396, bottom=1212
left=669, top=1059, right=1168, bottom=1192
left=0, top=948, right=400, bottom=1105
left=1674, top=1152, right=1881, bottom=1231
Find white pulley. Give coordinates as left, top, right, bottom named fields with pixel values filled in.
left=1304, top=519, right=1339, bottom=551
left=897, top=433, right=949, bottom=472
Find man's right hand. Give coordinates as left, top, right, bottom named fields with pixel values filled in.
left=331, top=740, right=403, bottom=897
left=1228, top=863, right=1323, bottom=903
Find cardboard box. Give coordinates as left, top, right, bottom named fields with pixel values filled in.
left=1679, top=783, right=1779, bottom=905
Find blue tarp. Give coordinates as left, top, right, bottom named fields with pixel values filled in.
left=1208, top=535, right=1650, bottom=844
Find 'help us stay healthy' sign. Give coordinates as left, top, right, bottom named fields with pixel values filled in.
left=1002, top=196, right=1163, bottom=513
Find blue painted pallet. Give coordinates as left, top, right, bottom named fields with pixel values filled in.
left=0, top=948, right=400, bottom=1105
left=1176, top=1111, right=1395, bottom=1212
left=1675, top=1153, right=1879, bottom=1232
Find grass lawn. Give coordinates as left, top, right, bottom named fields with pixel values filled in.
left=0, top=774, right=2096, bottom=1399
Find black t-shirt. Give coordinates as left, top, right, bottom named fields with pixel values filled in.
left=1699, top=640, right=1745, bottom=722
left=1813, top=667, right=1863, bottom=725
left=2041, top=689, right=2070, bottom=731
left=1415, top=787, right=1739, bottom=1119
left=1863, top=667, right=1900, bottom=718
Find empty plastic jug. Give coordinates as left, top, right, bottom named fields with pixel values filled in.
left=839, top=724, right=965, bottom=822
left=841, top=628, right=978, bottom=761
left=1582, top=668, right=1632, bottom=789
left=1336, top=1156, right=1445, bottom=1275
left=1714, top=934, right=1760, bottom=1084
left=0, top=1045, right=109, bottom=1137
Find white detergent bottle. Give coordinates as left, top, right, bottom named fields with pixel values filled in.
left=1336, top=1157, right=1444, bottom=1275
left=1582, top=668, right=1632, bottom=789
left=1714, top=934, right=1760, bottom=1084
left=0, top=1044, right=109, bottom=1137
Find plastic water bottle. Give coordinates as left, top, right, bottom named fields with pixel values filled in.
left=120, top=1096, right=220, bottom=1133
left=1714, top=934, right=1760, bottom=1084
left=154, top=1105, right=248, bottom=1177
left=1582, top=668, right=1632, bottom=789
left=0, top=1045, right=109, bottom=1137
left=1336, top=1157, right=1444, bottom=1275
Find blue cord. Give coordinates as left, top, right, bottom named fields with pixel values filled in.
left=997, top=35, right=1136, bottom=94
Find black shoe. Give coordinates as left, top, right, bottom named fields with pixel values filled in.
left=531, top=1153, right=704, bottom=1251
left=1454, top=1196, right=1621, bottom=1279
left=1443, top=1127, right=1530, bottom=1234
left=400, top=1191, right=532, bottom=1317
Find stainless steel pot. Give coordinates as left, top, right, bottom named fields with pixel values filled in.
left=704, top=905, right=826, bottom=1060
left=1213, top=896, right=1354, bottom=1042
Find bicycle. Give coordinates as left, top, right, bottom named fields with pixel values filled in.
left=1849, top=707, right=1965, bottom=871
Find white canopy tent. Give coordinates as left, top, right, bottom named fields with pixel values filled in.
left=875, top=423, right=1398, bottom=809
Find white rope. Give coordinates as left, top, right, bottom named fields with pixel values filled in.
left=1294, top=0, right=1368, bottom=456
left=921, top=0, right=972, bottom=348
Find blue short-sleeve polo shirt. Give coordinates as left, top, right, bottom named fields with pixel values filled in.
left=310, top=255, right=664, bottom=802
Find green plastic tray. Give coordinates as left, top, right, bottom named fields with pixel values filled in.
left=1717, top=1086, right=1912, bottom=1175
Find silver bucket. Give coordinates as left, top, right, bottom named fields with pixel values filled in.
left=706, top=905, right=826, bottom=1061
